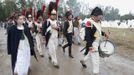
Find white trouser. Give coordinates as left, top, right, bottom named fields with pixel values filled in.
left=83, top=41, right=100, bottom=74
left=35, top=33, right=44, bottom=55
left=74, top=27, right=81, bottom=44
left=47, top=37, right=58, bottom=65
left=58, top=34, right=64, bottom=45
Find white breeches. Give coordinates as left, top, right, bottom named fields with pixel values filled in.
left=35, top=33, right=44, bottom=55
left=83, top=41, right=100, bottom=74
left=58, top=33, right=64, bottom=45
left=73, top=27, right=81, bottom=44
left=47, top=37, right=58, bottom=65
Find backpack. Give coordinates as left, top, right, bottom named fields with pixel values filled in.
left=80, top=20, right=92, bottom=41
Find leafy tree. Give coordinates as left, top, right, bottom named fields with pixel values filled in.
left=66, top=0, right=81, bottom=17
left=0, top=0, right=16, bottom=21
left=120, top=13, right=134, bottom=20
left=103, top=6, right=120, bottom=21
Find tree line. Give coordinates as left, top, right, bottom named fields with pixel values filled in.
left=0, top=0, right=134, bottom=21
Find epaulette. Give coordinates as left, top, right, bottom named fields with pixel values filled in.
left=85, top=21, right=93, bottom=28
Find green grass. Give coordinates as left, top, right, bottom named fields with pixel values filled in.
left=102, top=28, right=134, bottom=50
left=102, top=28, right=134, bottom=60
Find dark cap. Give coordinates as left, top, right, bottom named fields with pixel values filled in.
left=90, top=7, right=103, bottom=16
left=65, top=11, right=72, bottom=18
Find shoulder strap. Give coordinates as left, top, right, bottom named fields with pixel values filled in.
left=89, top=19, right=101, bottom=33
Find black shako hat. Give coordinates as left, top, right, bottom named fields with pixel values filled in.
left=65, top=11, right=72, bottom=18
left=90, top=7, right=103, bottom=16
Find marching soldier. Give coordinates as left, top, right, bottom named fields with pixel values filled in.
left=62, top=11, right=74, bottom=58
left=80, top=7, right=109, bottom=75
left=42, top=2, right=60, bottom=69
left=34, top=15, right=44, bottom=57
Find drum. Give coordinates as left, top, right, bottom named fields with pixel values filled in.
left=99, top=40, right=115, bottom=58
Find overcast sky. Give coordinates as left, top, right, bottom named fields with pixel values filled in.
left=77, top=0, right=134, bottom=15
left=45, top=0, right=134, bottom=15
left=1, top=0, right=133, bottom=15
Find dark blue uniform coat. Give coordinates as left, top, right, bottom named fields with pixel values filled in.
left=7, top=24, right=37, bottom=74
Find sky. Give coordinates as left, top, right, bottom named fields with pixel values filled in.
left=77, top=0, right=134, bottom=15
left=1, top=0, right=133, bottom=15
left=46, top=0, right=134, bottom=15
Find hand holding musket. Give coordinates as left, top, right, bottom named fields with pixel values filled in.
left=57, top=21, right=63, bottom=31
left=51, top=24, right=60, bottom=31
left=34, top=21, right=43, bottom=33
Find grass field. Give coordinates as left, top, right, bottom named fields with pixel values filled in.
left=103, top=27, right=134, bottom=60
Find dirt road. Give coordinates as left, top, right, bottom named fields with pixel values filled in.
left=0, top=28, right=134, bottom=75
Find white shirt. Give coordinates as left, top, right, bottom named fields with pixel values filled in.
left=48, top=19, right=58, bottom=38
left=34, top=21, right=42, bottom=31
left=17, top=25, right=24, bottom=30
left=67, top=20, right=73, bottom=33
left=27, top=20, right=33, bottom=28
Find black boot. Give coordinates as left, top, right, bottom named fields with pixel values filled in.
left=84, top=47, right=89, bottom=56
left=62, top=44, right=68, bottom=53
left=69, top=54, right=74, bottom=58
left=48, top=56, right=52, bottom=61
left=54, top=64, right=60, bottom=69
left=69, top=46, right=74, bottom=58
left=80, top=60, right=87, bottom=68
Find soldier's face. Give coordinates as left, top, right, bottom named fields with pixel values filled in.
left=28, top=17, right=32, bottom=21
left=96, top=15, right=103, bottom=22
left=51, top=14, right=56, bottom=20
left=68, top=15, right=72, bottom=21
left=17, top=16, right=24, bottom=25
